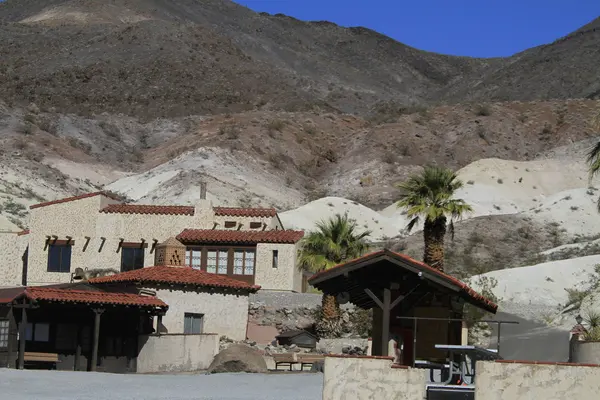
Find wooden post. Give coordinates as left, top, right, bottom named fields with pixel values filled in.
left=156, top=314, right=163, bottom=336
left=18, top=304, right=27, bottom=370
left=90, top=309, right=104, bottom=372
left=74, top=325, right=83, bottom=371
left=381, top=288, right=391, bottom=356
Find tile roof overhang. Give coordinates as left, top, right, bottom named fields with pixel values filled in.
left=213, top=207, right=277, bottom=217
left=89, top=265, right=260, bottom=292
left=177, top=229, right=304, bottom=244
left=101, top=204, right=195, bottom=215
left=8, top=286, right=168, bottom=310
left=308, top=249, right=498, bottom=314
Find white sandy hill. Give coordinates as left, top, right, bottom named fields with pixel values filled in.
left=380, top=157, right=590, bottom=230
left=525, top=187, right=600, bottom=236
left=278, top=197, right=402, bottom=240
left=20, top=3, right=151, bottom=25
left=106, top=147, right=305, bottom=209
left=470, top=255, right=600, bottom=322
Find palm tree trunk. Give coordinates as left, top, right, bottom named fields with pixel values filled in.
left=423, top=217, right=447, bottom=271
left=316, top=293, right=343, bottom=338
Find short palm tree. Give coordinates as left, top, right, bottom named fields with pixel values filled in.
left=587, top=111, right=600, bottom=211
left=396, top=166, right=472, bottom=271
left=298, top=213, right=371, bottom=338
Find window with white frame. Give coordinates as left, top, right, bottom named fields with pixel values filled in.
left=0, top=320, right=9, bottom=348
left=207, top=249, right=228, bottom=274
left=185, top=249, right=202, bottom=269
left=233, top=249, right=255, bottom=275
left=183, top=313, right=204, bottom=334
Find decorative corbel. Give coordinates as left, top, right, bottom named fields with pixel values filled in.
left=150, top=239, right=158, bottom=254
left=98, top=237, right=106, bottom=252
left=83, top=236, right=91, bottom=252
left=117, top=238, right=124, bottom=253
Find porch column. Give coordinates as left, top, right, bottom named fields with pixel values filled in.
left=74, top=325, right=83, bottom=371
left=17, top=305, right=27, bottom=370
left=381, top=288, right=391, bottom=356
left=90, top=308, right=104, bottom=372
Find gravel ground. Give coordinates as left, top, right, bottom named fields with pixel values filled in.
left=0, top=370, right=323, bottom=400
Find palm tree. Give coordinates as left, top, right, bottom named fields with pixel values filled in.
left=298, top=213, right=371, bottom=338
left=587, top=110, right=600, bottom=211
left=396, top=166, right=472, bottom=271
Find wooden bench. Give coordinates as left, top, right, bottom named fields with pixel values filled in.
left=23, top=352, right=60, bottom=369
left=273, top=353, right=298, bottom=371
left=296, top=353, right=325, bottom=370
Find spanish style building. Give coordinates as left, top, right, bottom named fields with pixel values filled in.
left=0, top=191, right=305, bottom=292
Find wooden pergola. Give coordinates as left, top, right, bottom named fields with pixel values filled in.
left=0, top=283, right=167, bottom=371
left=308, top=249, right=498, bottom=364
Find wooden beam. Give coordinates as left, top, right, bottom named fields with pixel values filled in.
left=90, top=308, right=104, bottom=372
left=381, top=288, right=391, bottom=356
left=364, top=288, right=384, bottom=309
left=18, top=300, right=27, bottom=370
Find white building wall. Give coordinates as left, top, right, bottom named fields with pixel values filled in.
left=150, top=287, right=249, bottom=341
left=137, top=334, right=220, bottom=373
left=254, top=243, right=301, bottom=292
left=0, top=232, right=28, bottom=287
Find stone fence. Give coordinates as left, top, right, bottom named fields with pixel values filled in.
left=137, top=333, right=219, bottom=373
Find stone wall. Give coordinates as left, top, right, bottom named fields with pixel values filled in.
left=137, top=333, right=219, bottom=373
left=317, top=338, right=368, bottom=354
left=152, top=286, right=249, bottom=341
left=475, top=360, right=600, bottom=400
left=322, top=356, right=427, bottom=400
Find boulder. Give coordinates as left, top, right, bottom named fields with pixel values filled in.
left=207, top=344, right=268, bottom=374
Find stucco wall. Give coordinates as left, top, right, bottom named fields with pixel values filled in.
left=572, top=341, right=600, bottom=364
left=213, top=215, right=277, bottom=230
left=255, top=243, right=300, bottom=291
left=150, top=287, right=249, bottom=341
left=475, top=360, right=600, bottom=400
left=137, top=334, right=219, bottom=373
left=0, top=232, right=28, bottom=287
left=322, top=356, right=427, bottom=400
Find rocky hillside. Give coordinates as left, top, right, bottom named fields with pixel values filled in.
left=1, top=0, right=599, bottom=119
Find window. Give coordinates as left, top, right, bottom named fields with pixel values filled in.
left=47, top=244, right=72, bottom=273
left=224, top=221, right=236, bottom=229
left=272, top=250, right=278, bottom=269
left=207, top=250, right=228, bottom=274
left=121, top=247, right=145, bottom=272
left=184, top=313, right=204, bottom=334
left=25, top=323, right=50, bottom=342
left=249, top=222, right=262, bottom=229
left=233, top=250, right=255, bottom=275
left=185, top=249, right=202, bottom=269
left=0, top=320, right=8, bottom=348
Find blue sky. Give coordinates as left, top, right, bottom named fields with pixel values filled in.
left=236, top=0, right=600, bottom=57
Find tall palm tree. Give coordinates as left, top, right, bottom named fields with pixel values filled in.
left=298, top=213, right=371, bottom=338
left=396, top=166, right=472, bottom=271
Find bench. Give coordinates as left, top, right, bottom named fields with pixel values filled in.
left=23, top=352, right=60, bottom=369
left=296, top=353, right=325, bottom=370
left=273, top=353, right=298, bottom=371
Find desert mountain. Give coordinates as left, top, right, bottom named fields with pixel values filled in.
left=1, top=0, right=599, bottom=119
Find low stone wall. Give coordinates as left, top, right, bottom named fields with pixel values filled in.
left=137, top=334, right=219, bottom=373
left=317, top=338, right=367, bottom=354
left=475, top=360, right=600, bottom=400
left=323, top=355, right=427, bottom=400
left=571, top=341, right=600, bottom=364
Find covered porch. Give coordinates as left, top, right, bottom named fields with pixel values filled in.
left=0, top=283, right=167, bottom=372
left=308, top=249, right=498, bottom=366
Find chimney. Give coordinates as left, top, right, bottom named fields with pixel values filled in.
left=200, top=181, right=207, bottom=200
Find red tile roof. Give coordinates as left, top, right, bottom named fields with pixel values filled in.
left=18, top=287, right=167, bottom=308
left=214, top=207, right=277, bottom=217
left=30, top=192, right=120, bottom=210
left=89, top=265, right=260, bottom=292
left=177, top=229, right=304, bottom=244
left=101, top=204, right=195, bottom=216
left=308, top=249, right=498, bottom=313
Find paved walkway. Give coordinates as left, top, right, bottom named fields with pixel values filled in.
left=490, top=312, right=569, bottom=362
left=0, top=369, right=323, bottom=400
